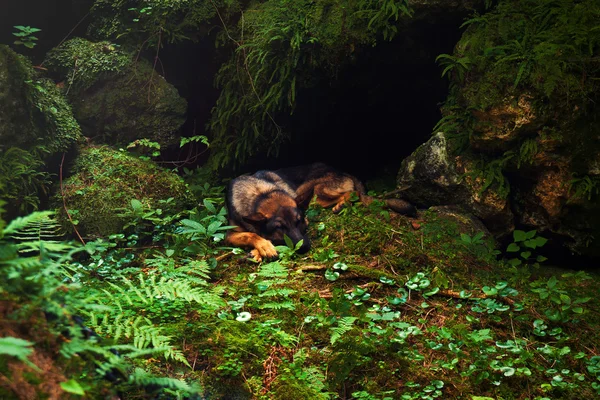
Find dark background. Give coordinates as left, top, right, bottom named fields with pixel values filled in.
left=2, top=1, right=464, bottom=183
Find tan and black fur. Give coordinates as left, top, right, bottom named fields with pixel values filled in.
left=226, top=163, right=416, bottom=261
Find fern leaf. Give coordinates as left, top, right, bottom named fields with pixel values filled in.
left=330, top=317, right=358, bottom=345
left=3, top=211, right=55, bottom=237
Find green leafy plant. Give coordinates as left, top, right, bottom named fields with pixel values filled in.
left=505, top=229, right=548, bottom=268
left=568, top=174, right=600, bottom=201
left=12, top=25, right=41, bottom=48
left=0, top=337, right=39, bottom=370
left=209, top=0, right=414, bottom=168
left=176, top=199, right=235, bottom=256
left=460, top=231, right=500, bottom=260
left=436, top=53, right=472, bottom=82
left=0, top=147, right=51, bottom=213
left=530, top=274, right=592, bottom=323
left=0, top=209, right=208, bottom=398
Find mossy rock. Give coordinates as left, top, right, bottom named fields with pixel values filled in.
left=432, top=0, right=600, bottom=256
left=397, top=132, right=514, bottom=237
left=0, top=45, right=36, bottom=151
left=0, top=45, right=82, bottom=154
left=44, top=38, right=132, bottom=91
left=56, top=146, right=195, bottom=238
left=44, top=38, right=186, bottom=147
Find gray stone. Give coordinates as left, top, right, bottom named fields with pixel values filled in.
left=398, top=132, right=514, bottom=237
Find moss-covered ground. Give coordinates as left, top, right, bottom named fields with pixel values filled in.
left=49, top=192, right=599, bottom=399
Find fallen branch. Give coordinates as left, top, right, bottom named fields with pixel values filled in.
left=438, top=289, right=516, bottom=306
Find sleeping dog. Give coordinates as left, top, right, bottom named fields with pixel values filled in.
left=225, top=163, right=416, bottom=261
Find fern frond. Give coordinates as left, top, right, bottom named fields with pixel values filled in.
left=257, top=261, right=289, bottom=278
left=130, top=368, right=198, bottom=393
left=90, top=314, right=190, bottom=366
left=330, top=317, right=358, bottom=345
left=260, top=300, right=296, bottom=310
left=259, top=288, right=297, bottom=298
left=3, top=211, right=56, bottom=237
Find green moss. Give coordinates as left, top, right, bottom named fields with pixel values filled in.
left=0, top=45, right=82, bottom=154
left=0, top=45, right=37, bottom=148
left=44, top=37, right=133, bottom=91
left=442, top=0, right=600, bottom=130
left=44, top=38, right=186, bottom=147
left=56, top=146, right=194, bottom=238
left=27, top=78, right=83, bottom=153
left=0, top=45, right=81, bottom=216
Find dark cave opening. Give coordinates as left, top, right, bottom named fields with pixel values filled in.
left=178, top=13, right=467, bottom=184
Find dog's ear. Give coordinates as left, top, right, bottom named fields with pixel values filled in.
left=295, top=187, right=314, bottom=211
left=243, top=212, right=268, bottom=224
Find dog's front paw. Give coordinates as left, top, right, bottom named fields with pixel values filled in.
left=250, top=239, right=278, bottom=262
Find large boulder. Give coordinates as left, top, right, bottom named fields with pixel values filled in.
left=44, top=38, right=187, bottom=147
left=512, top=153, right=600, bottom=257
left=0, top=45, right=35, bottom=151
left=56, top=146, right=195, bottom=238
left=0, top=45, right=82, bottom=216
left=0, top=45, right=82, bottom=154
left=398, top=132, right=514, bottom=237
left=414, top=0, right=600, bottom=257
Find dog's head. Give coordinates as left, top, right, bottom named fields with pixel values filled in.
left=243, top=189, right=313, bottom=253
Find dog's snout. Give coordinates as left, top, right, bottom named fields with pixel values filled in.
left=296, top=236, right=311, bottom=254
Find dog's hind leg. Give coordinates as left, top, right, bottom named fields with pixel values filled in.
left=226, top=231, right=278, bottom=262
left=313, top=183, right=354, bottom=213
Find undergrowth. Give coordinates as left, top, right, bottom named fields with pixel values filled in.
left=2, top=184, right=599, bottom=399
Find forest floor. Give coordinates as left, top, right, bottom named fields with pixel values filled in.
left=2, top=196, right=600, bottom=399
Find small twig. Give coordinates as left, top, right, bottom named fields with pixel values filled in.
left=39, top=12, right=90, bottom=68
left=65, top=59, right=78, bottom=96
left=296, top=264, right=327, bottom=272
left=419, top=308, right=436, bottom=328
left=437, top=289, right=516, bottom=306
left=148, top=28, right=163, bottom=103
left=60, top=153, right=86, bottom=245
left=215, top=251, right=234, bottom=262
left=121, top=245, right=162, bottom=250
left=381, top=185, right=411, bottom=198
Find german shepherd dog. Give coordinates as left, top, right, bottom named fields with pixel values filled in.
left=225, top=163, right=416, bottom=261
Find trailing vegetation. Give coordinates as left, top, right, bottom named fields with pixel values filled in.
left=208, top=0, right=413, bottom=168
left=78, top=0, right=413, bottom=167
